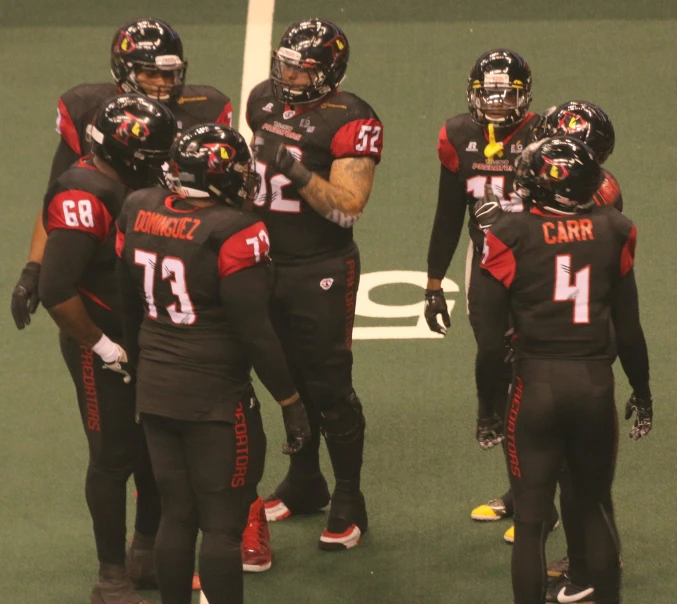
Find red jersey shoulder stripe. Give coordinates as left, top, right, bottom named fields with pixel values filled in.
left=480, top=230, right=517, bottom=288
left=437, top=124, right=459, bottom=173
left=218, top=221, right=270, bottom=278
left=57, top=98, right=82, bottom=155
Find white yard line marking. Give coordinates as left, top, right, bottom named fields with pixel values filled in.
left=238, top=0, right=276, bottom=141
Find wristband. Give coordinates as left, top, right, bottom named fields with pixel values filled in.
left=92, top=334, right=119, bottom=363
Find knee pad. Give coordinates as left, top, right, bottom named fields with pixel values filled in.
left=320, top=390, right=365, bottom=445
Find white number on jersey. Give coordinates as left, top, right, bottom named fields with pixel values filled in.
left=62, top=199, right=95, bottom=228
left=355, top=124, right=382, bottom=153
left=466, top=175, right=523, bottom=212
left=134, top=250, right=196, bottom=325
left=254, top=146, right=303, bottom=213
left=554, top=254, right=590, bottom=324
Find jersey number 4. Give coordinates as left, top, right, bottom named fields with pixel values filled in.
left=554, top=254, right=590, bottom=324
left=134, top=250, right=196, bottom=325
left=254, top=147, right=303, bottom=213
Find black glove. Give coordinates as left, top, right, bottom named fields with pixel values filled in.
left=476, top=414, right=505, bottom=450
left=624, top=393, right=653, bottom=440
left=11, top=261, right=41, bottom=330
left=253, top=131, right=312, bottom=188
left=473, top=183, right=503, bottom=232
left=281, top=398, right=312, bottom=455
left=424, top=289, right=450, bottom=335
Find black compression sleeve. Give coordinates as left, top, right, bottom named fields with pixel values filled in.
left=48, top=139, right=80, bottom=186
left=475, top=273, right=511, bottom=418
left=427, top=164, right=467, bottom=280
left=220, top=264, right=296, bottom=402
left=117, top=259, right=144, bottom=369
left=39, top=229, right=97, bottom=308
left=611, top=269, right=650, bottom=398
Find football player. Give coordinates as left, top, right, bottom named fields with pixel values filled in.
left=477, top=136, right=652, bottom=604
left=474, top=99, right=623, bottom=548
left=424, top=49, right=554, bottom=542
left=38, top=94, right=177, bottom=604
left=116, top=123, right=311, bottom=604
left=11, top=17, right=232, bottom=331
left=247, top=18, right=383, bottom=550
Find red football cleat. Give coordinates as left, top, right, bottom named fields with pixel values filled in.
left=241, top=497, right=272, bottom=572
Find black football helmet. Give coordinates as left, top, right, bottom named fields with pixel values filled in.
left=467, top=49, right=532, bottom=128
left=536, top=101, right=615, bottom=165
left=89, top=94, right=177, bottom=189
left=271, top=18, right=349, bottom=105
left=166, top=124, right=261, bottom=207
left=514, top=136, right=604, bottom=215
left=111, top=18, right=187, bottom=103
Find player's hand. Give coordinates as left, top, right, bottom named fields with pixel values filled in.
left=473, top=183, right=503, bottom=232
left=281, top=398, right=311, bottom=455
left=11, top=261, right=41, bottom=330
left=424, top=289, right=450, bottom=335
left=624, top=393, right=653, bottom=440
left=94, top=335, right=132, bottom=384
left=253, top=131, right=311, bottom=188
left=476, top=414, right=505, bottom=450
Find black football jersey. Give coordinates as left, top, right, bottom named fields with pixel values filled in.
left=43, top=157, right=130, bottom=335
left=56, top=83, right=233, bottom=157
left=481, top=205, right=636, bottom=359
left=438, top=112, right=541, bottom=247
left=246, top=80, right=383, bottom=264
left=116, top=189, right=271, bottom=421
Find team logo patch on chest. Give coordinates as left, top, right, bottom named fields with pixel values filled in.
left=283, top=109, right=295, bottom=120
left=262, top=121, right=302, bottom=141
left=320, top=278, right=334, bottom=290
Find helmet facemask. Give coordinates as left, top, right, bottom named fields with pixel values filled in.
left=271, top=47, right=334, bottom=105
left=468, top=77, right=531, bottom=128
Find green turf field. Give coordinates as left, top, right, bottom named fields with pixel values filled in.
left=1, top=1, right=676, bottom=602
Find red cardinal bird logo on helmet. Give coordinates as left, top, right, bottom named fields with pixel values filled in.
left=205, top=143, right=237, bottom=173
left=115, top=32, right=136, bottom=55
left=114, top=111, right=150, bottom=145
left=557, top=111, right=589, bottom=134
left=540, top=157, right=570, bottom=182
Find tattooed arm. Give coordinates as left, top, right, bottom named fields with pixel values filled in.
left=298, top=157, right=376, bottom=227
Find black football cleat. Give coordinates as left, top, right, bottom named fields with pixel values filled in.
left=264, top=471, right=330, bottom=521
left=319, top=490, right=368, bottom=551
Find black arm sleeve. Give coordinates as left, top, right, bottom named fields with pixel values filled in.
left=48, top=139, right=80, bottom=186
left=220, top=264, right=297, bottom=402
left=117, top=259, right=145, bottom=370
left=475, top=272, right=511, bottom=418
left=611, top=269, right=651, bottom=398
left=427, top=164, right=468, bottom=280
left=38, top=229, right=97, bottom=308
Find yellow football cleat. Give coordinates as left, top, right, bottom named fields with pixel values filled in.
left=504, top=525, right=515, bottom=543
left=505, top=517, right=561, bottom=544
left=471, top=498, right=508, bottom=521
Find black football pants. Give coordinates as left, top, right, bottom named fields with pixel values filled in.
left=59, top=332, right=160, bottom=566
left=468, top=244, right=516, bottom=512
left=142, top=397, right=265, bottom=604
left=269, top=243, right=365, bottom=493
left=506, top=359, right=621, bottom=604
